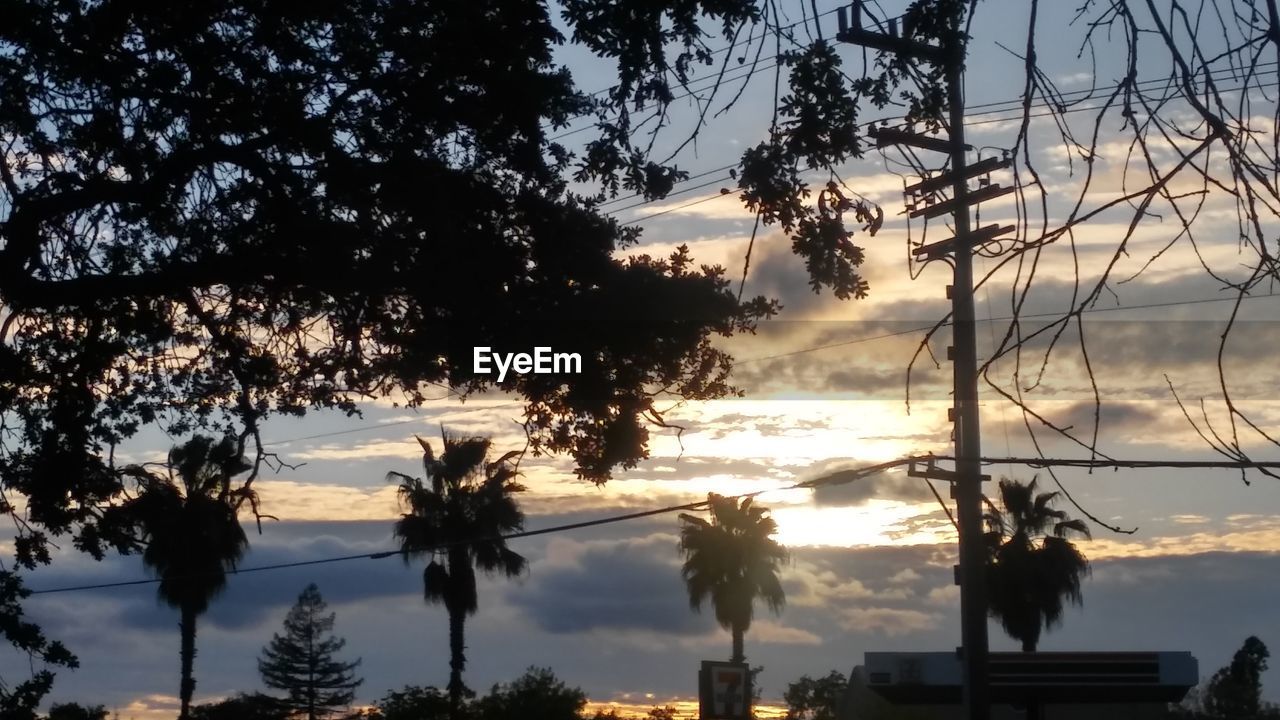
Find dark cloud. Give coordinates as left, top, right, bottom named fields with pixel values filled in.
left=723, top=320, right=955, bottom=400
left=810, top=470, right=937, bottom=505
left=509, top=533, right=715, bottom=636
left=825, top=367, right=906, bottom=394
left=866, top=273, right=1274, bottom=325
left=26, top=532, right=421, bottom=635
left=1016, top=550, right=1280, bottom=701
left=741, top=238, right=851, bottom=319
left=626, top=455, right=805, bottom=485
left=798, top=544, right=956, bottom=587
left=723, top=312, right=1280, bottom=405
left=1049, top=400, right=1163, bottom=437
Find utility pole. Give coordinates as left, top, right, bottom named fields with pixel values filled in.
left=837, top=3, right=1013, bottom=719
left=940, top=17, right=992, bottom=720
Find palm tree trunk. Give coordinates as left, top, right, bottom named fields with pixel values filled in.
left=1022, top=639, right=1040, bottom=720
left=179, top=605, right=198, bottom=720
left=447, top=609, right=467, bottom=720
left=731, top=625, right=745, bottom=664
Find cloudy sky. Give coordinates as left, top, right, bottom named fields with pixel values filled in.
left=8, top=1, right=1280, bottom=718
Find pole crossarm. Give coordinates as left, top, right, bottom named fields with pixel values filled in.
left=914, top=224, right=1015, bottom=262
left=905, top=157, right=1011, bottom=195
left=910, top=184, right=1016, bottom=219
left=870, top=126, right=966, bottom=154
left=835, top=2, right=946, bottom=62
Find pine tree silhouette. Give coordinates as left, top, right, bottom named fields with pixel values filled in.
left=258, top=584, right=363, bottom=720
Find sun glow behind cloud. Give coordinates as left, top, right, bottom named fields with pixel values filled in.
left=771, top=500, right=953, bottom=548
left=646, top=398, right=948, bottom=465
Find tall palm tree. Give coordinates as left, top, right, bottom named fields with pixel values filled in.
left=983, top=477, right=1091, bottom=653
left=678, top=493, right=788, bottom=664
left=109, top=435, right=251, bottom=720
left=389, top=431, right=527, bottom=720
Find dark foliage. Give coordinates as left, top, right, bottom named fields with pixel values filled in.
left=189, top=692, right=289, bottom=720
left=784, top=670, right=848, bottom=720
left=0, top=0, right=782, bottom=556
left=473, top=667, right=588, bottom=720
left=0, top=0, right=790, bottom=697
left=370, top=686, right=453, bottom=720
left=1204, top=637, right=1271, bottom=720
left=45, top=703, right=108, bottom=720
left=369, top=667, right=587, bottom=720
left=259, top=584, right=363, bottom=720
left=0, top=571, right=76, bottom=715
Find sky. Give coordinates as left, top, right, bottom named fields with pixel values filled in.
left=6, top=1, right=1280, bottom=718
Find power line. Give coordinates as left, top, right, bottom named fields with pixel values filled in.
left=607, top=175, right=738, bottom=216
left=28, top=457, right=908, bottom=596
left=942, top=456, right=1280, bottom=470
left=598, top=62, right=1276, bottom=222
left=546, top=5, right=848, bottom=138
left=27, top=447, right=1280, bottom=596
left=621, top=183, right=738, bottom=225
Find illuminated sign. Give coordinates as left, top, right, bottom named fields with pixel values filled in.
left=699, top=661, right=751, bottom=720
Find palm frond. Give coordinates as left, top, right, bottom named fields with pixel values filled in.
left=678, top=492, right=787, bottom=654
left=985, top=477, right=1092, bottom=651
left=1054, top=518, right=1092, bottom=540
left=125, top=436, right=250, bottom=614
left=423, top=561, right=450, bottom=604
left=392, top=430, right=527, bottom=620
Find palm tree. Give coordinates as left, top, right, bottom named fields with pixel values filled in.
left=389, top=431, right=527, bottom=720
left=678, top=493, right=788, bottom=664
left=109, top=435, right=251, bottom=720
left=983, top=476, right=1091, bottom=653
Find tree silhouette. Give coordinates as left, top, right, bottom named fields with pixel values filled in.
left=1204, top=636, right=1271, bottom=720
left=0, top=2, right=787, bottom=696
left=371, top=686, right=453, bottom=720
left=473, top=667, right=587, bottom=720
left=0, top=0, right=782, bottom=569
left=189, top=693, right=287, bottom=720
left=259, top=584, right=363, bottom=720
left=983, top=477, right=1091, bottom=653
left=104, top=435, right=251, bottom=720
left=46, top=703, right=109, bottom=720
left=678, top=493, right=788, bottom=663
left=784, top=670, right=848, bottom=720
left=389, top=432, right=527, bottom=719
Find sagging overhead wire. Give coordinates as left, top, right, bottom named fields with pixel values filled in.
left=26, top=451, right=1280, bottom=596
left=239, top=289, right=1280, bottom=451
left=27, top=456, right=921, bottom=596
